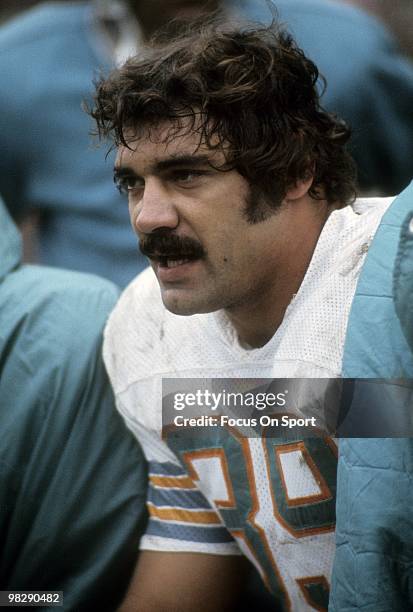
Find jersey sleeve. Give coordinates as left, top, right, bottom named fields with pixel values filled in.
left=117, top=399, right=241, bottom=556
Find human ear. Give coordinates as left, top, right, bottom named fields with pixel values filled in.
left=284, top=175, right=314, bottom=202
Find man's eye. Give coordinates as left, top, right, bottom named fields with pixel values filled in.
left=173, top=170, right=205, bottom=184
left=114, top=175, right=143, bottom=194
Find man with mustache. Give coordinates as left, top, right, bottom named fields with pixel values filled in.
left=90, top=20, right=394, bottom=611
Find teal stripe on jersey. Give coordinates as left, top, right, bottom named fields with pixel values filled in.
left=148, top=485, right=212, bottom=510
left=146, top=519, right=235, bottom=543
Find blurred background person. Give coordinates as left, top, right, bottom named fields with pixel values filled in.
left=344, top=0, right=413, bottom=61
left=235, top=0, right=413, bottom=197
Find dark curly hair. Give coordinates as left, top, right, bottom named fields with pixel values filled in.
left=90, top=19, right=356, bottom=207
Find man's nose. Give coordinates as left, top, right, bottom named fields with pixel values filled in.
left=134, top=179, right=179, bottom=234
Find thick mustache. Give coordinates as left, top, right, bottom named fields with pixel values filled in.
left=140, top=232, right=205, bottom=261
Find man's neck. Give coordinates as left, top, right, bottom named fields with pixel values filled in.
left=224, top=200, right=336, bottom=349
left=225, top=278, right=303, bottom=350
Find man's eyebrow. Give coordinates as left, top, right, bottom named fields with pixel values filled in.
left=114, top=154, right=214, bottom=177
left=155, top=154, right=213, bottom=172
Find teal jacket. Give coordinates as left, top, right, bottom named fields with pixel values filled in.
left=330, top=183, right=413, bottom=611
left=394, top=208, right=413, bottom=354
left=0, top=200, right=147, bottom=610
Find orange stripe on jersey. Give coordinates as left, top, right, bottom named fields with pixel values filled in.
left=147, top=503, right=221, bottom=525
left=149, top=475, right=196, bottom=489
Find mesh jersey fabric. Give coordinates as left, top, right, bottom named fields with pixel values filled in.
left=103, top=197, right=391, bottom=611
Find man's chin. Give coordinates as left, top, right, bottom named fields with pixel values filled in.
left=160, top=289, right=217, bottom=317
left=160, top=292, right=202, bottom=316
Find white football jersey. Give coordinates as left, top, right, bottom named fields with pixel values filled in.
left=104, top=198, right=392, bottom=611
